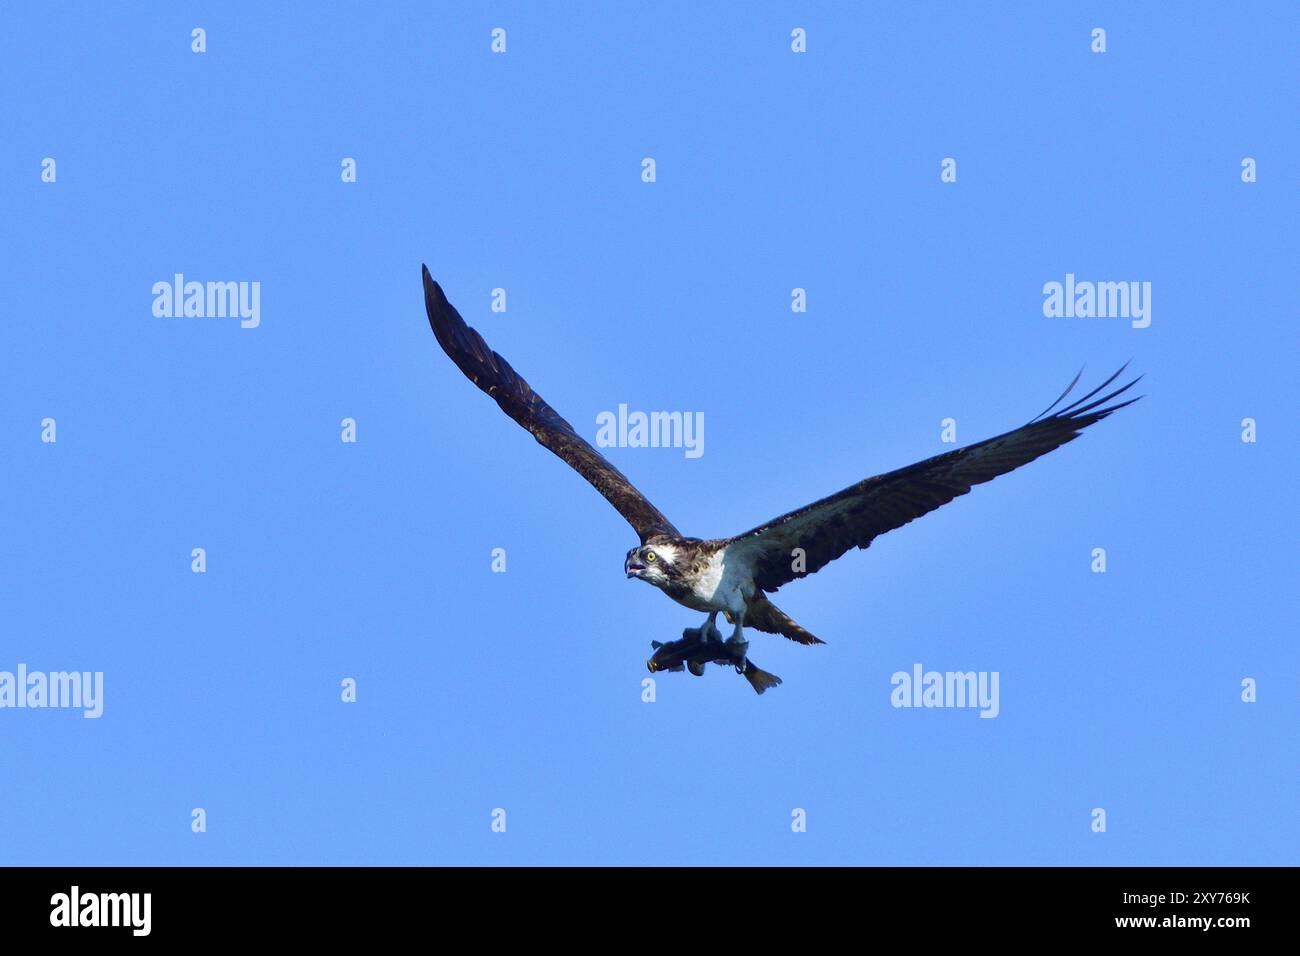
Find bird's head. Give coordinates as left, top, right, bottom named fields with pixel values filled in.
left=624, top=542, right=680, bottom=588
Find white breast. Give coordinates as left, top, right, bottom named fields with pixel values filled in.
left=691, top=546, right=750, bottom=615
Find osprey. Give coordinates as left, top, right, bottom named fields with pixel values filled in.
left=422, top=266, right=1140, bottom=680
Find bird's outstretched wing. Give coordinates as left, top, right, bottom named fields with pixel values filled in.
left=726, top=367, right=1141, bottom=593
left=422, top=266, right=679, bottom=542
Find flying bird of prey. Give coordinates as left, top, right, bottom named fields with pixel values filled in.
left=422, top=266, right=1140, bottom=684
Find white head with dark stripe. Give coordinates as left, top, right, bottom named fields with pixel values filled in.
left=624, top=541, right=682, bottom=588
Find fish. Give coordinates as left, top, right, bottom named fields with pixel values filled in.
left=647, top=628, right=783, bottom=695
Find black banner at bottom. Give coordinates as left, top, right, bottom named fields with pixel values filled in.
left=0, top=866, right=1272, bottom=940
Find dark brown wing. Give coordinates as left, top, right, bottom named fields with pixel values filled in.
left=726, top=367, right=1141, bottom=592
left=422, top=266, right=678, bottom=542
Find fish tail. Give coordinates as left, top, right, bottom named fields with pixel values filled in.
left=742, top=661, right=783, bottom=695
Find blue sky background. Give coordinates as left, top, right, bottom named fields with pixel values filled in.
left=2, top=3, right=1295, bottom=865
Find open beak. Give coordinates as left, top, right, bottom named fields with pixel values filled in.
left=625, top=560, right=646, bottom=578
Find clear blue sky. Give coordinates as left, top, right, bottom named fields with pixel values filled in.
left=2, top=3, right=1295, bottom=865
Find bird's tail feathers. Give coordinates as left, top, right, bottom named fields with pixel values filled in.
left=745, top=596, right=824, bottom=645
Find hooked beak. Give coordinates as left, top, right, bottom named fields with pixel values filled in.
left=625, top=559, right=646, bottom=578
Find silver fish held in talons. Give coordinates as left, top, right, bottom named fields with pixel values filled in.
left=647, top=628, right=782, bottom=695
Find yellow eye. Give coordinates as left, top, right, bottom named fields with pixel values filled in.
left=645, top=551, right=657, bottom=563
